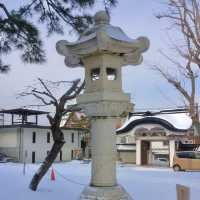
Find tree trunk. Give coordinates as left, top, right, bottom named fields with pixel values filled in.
left=193, top=119, right=200, bottom=136
left=29, top=140, right=65, bottom=191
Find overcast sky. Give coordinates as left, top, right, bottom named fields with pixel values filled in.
left=1, top=0, right=197, bottom=124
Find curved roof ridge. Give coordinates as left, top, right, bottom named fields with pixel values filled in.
left=116, top=116, right=189, bottom=134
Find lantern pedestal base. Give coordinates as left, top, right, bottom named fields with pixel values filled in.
left=79, top=185, right=133, bottom=200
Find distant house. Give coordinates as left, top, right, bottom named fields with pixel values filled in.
left=62, top=111, right=91, bottom=158
left=0, top=108, right=88, bottom=163
left=116, top=110, right=199, bottom=167
left=63, top=111, right=90, bottom=129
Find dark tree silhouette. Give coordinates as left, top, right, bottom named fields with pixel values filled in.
left=19, top=78, right=84, bottom=191
left=0, top=0, right=117, bottom=72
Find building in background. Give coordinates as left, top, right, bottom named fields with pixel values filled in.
left=62, top=111, right=90, bottom=159
left=0, top=108, right=88, bottom=163
left=116, top=110, right=199, bottom=166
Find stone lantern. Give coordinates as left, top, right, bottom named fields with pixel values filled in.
left=56, top=10, right=149, bottom=200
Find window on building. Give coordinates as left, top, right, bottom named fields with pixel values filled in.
left=47, top=132, right=50, bottom=143
left=91, top=68, right=100, bottom=81
left=176, top=152, right=195, bottom=159
left=120, top=136, right=127, bottom=144
left=60, top=151, right=62, bottom=161
left=71, top=133, right=74, bottom=143
left=47, top=151, right=50, bottom=155
left=32, top=151, right=35, bottom=163
left=163, top=141, right=169, bottom=146
left=106, top=68, right=117, bottom=80
left=32, top=132, right=36, bottom=143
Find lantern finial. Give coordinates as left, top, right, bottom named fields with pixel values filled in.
left=94, top=10, right=110, bottom=25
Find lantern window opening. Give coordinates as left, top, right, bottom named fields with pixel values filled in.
left=91, top=68, right=100, bottom=81
left=106, top=68, right=117, bottom=81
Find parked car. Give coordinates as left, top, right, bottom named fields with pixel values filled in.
left=173, top=151, right=200, bottom=171
left=153, top=157, right=169, bottom=167
left=0, top=153, right=13, bottom=163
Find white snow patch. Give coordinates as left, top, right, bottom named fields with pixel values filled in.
left=0, top=161, right=199, bottom=200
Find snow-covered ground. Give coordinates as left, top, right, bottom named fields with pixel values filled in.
left=0, top=161, right=200, bottom=200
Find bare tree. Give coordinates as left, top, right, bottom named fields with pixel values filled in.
left=157, top=0, right=200, bottom=68
left=152, top=55, right=199, bottom=134
left=19, top=78, right=84, bottom=191
left=154, top=0, right=200, bottom=135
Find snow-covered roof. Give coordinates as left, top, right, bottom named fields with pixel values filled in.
left=116, top=112, right=192, bottom=134
left=77, top=24, right=137, bottom=45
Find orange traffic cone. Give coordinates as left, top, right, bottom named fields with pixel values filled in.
left=51, top=168, right=56, bottom=181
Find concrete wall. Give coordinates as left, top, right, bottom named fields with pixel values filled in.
left=0, top=127, right=20, bottom=160
left=118, top=151, right=136, bottom=164
left=0, top=127, right=18, bottom=147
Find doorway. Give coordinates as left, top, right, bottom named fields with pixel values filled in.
left=141, top=141, right=150, bottom=165
left=71, top=150, right=74, bottom=160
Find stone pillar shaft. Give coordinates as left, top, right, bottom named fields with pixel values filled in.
left=91, top=117, right=116, bottom=187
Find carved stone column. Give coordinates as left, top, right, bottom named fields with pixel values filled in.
left=56, top=10, right=149, bottom=200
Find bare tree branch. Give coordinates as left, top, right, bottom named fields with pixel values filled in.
left=155, top=0, right=200, bottom=135
left=19, top=78, right=84, bottom=191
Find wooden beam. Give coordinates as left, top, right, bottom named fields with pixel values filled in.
left=176, top=184, right=190, bottom=200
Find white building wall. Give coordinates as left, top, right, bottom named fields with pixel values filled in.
left=62, top=130, right=81, bottom=161
left=151, top=141, right=169, bottom=149
left=23, top=127, right=51, bottom=163
left=22, top=127, right=83, bottom=163
left=0, top=126, right=85, bottom=163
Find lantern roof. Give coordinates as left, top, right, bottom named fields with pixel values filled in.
left=56, top=10, right=150, bottom=67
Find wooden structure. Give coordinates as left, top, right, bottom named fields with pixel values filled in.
left=176, top=184, right=190, bottom=200
left=0, top=108, right=48, bottom=125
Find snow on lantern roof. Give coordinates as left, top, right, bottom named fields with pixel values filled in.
left=116, top=112, right=193, bottom=134
left=56, top=10, right=150, bottom=68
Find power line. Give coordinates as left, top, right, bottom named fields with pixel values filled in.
left=134, top=105, right=188, bottom=111
left=130, top=108, right=189, bottom=117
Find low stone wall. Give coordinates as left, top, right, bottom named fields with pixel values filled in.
left=0, top=147, right=19, bottom=161
left=117, top=151, right=136, bottom=164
